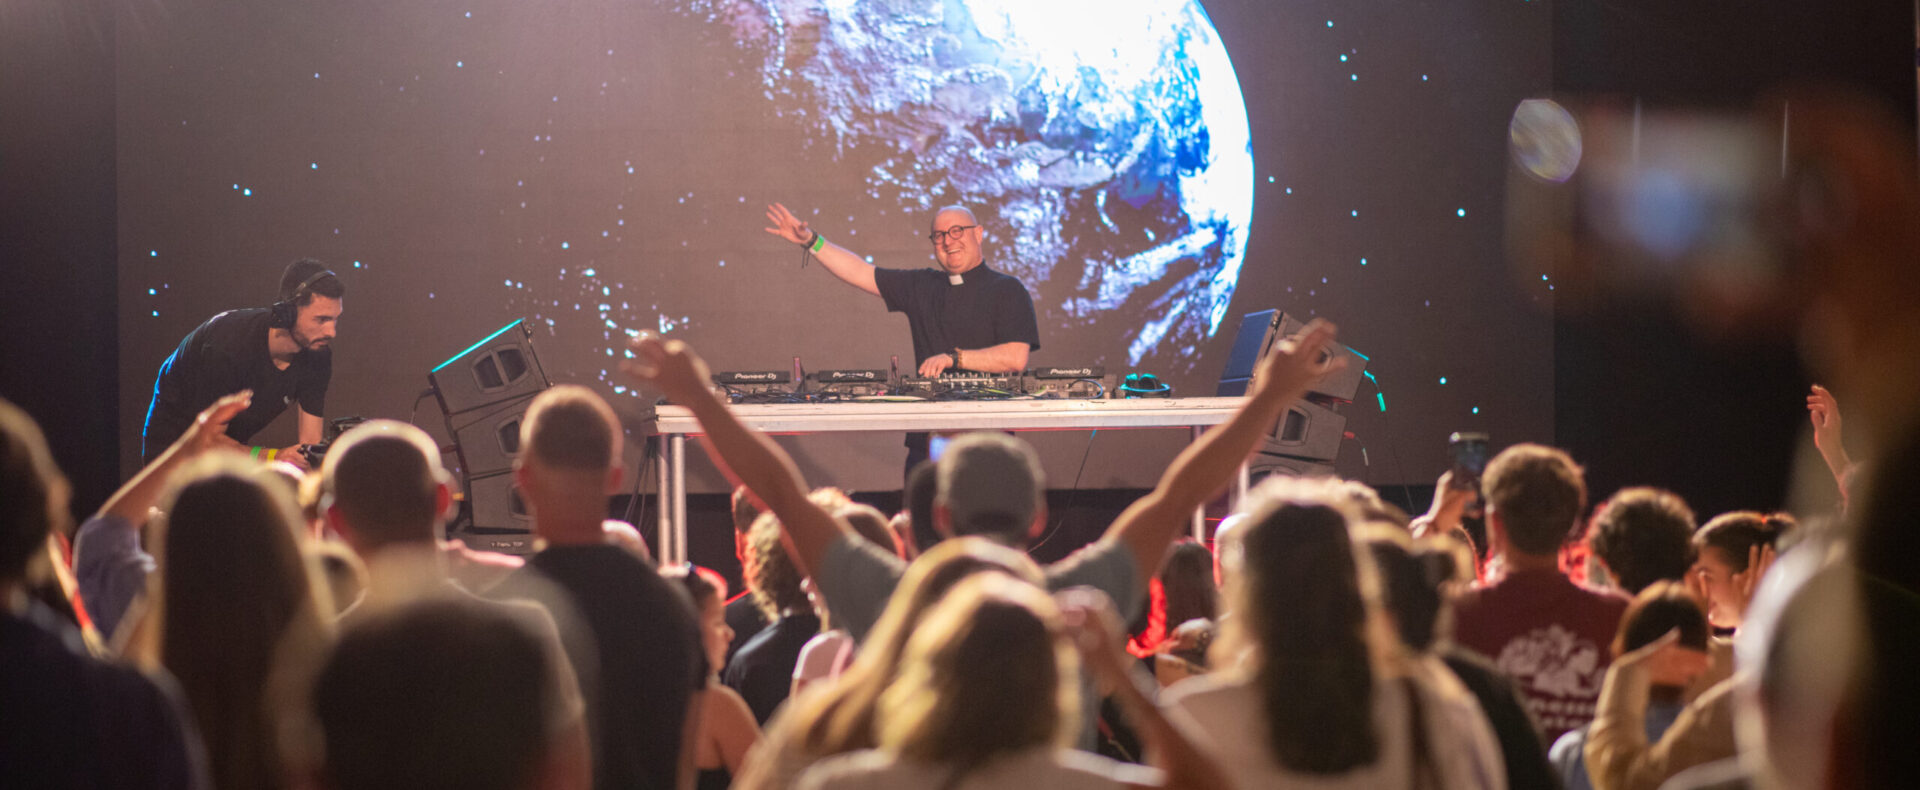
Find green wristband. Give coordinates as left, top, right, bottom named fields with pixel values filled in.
left=809, top=233, right=827, bottom=254
left=250, top=446, right=262, bottom=459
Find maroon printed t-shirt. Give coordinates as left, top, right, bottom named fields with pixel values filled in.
left=1451, top=567, right=1629, bottom=743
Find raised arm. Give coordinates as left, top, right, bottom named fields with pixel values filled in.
left=79, top=391, right=252, bottom=640
left=621, top=336, right=848, bottom=575
left=765, top=202, right=879, bottom=297
left=1807, top=384, right=1853, bottom=498
left=1106, top=319, right=1341, bottom=589
left=98, top=391, right=252, bottom=524
left=1060, top=588, right=1231, bottom=790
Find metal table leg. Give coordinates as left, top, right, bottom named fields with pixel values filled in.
left=1190, top=426, right=1207, bottom=541
left=655, top=436, right=672, bottom=564
left=1231, top=462, right=1251, bottom=512
left=668, top=434, right=687, bottom=566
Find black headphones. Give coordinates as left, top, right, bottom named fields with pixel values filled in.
left=270, top=269, right=338, bottom=329
left=1119, top=372, right=1173, bottom=398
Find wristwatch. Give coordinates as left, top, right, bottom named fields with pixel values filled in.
left=951, top=348, right=963, bottom=370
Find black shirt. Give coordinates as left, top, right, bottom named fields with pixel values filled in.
left=721, top=592, right=769, bottom=668
left=1, top=603, right=205, bottom=790
left=142, top=308, right=331, bottom=459
left=505, top=545, right=708, bottom=790
left=873, top=263, right=1041, bottom=367
left=721, top=611, right=822, bottom=726
left=1443, top=646, right=1563, bottom=790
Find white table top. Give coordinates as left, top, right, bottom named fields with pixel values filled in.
left=650, top=396, right=1248, bottom=435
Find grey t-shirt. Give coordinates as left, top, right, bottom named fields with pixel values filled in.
left=816, top=534, right=1143, bottom=644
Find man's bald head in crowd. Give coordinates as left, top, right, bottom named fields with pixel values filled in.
left=519, top=386, right=622, bottom=478
left=322, top=420, right=448, bottom=551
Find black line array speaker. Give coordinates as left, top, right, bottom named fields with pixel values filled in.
left=449, top=394, right=534, bottom=479
left=1263, top=398, right=1347, bottom=463
left=464, top=470, right=533, bottom=532
left=1248, top=454, right=1336, bottom=482
left=1215, top=309, right=1365, bottom=474
left=430, top=320, right=551, bottom=416
left=431, top=320, right=550, bottom=554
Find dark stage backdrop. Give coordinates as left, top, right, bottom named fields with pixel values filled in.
left=115, top=0, right=1553, bottom=493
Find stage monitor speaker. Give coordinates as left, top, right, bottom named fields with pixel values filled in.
left=450, top=393, right=535, bottom=479
left=1215, top=310, right=1369, bottom=402
left=462, top=469, right=534, bottom=536
left=430, top=320, right=551, bottom=416
left=1261, top=398, right=1347, bottom=463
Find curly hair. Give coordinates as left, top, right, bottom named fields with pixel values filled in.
left=747, top=512, right=809, bottom=620
left=1588, top=487, right=1696, bottom=594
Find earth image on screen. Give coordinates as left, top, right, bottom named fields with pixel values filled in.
left=673, top=0, right=1254, bottom=370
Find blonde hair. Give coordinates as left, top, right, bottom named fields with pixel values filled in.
left=877, top=575, right=1079, bottom=767
left=795, top=538, right=1043, bottom=757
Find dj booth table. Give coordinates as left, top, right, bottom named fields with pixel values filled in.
left=647, top=397, right=1254, bottom=565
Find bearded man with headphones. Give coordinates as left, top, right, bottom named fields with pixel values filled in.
left=141, top=259, right=343, bottom=468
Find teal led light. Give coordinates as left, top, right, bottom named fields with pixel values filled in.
left=434, top=320, right=520, bottom=372
left=1376, top=392, right=1386, bottom=412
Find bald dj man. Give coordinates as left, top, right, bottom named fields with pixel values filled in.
left=764, top=202, right=1040, bottom=470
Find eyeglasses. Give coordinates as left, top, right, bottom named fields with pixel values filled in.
left=928, top=225, right=977, bottom=243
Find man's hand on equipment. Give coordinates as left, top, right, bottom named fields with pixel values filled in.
left=622, top=335, right=715, bottom=404
left=763, top=202, right=813, bottom=246
left=917, top=353, right=955, bottom=378
left=276, top=445, right=313, bottom=472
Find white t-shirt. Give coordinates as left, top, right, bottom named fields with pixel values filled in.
left=1163, top=666, right=1507, bottom=790
left=795, top=747, right=1159, bottom=790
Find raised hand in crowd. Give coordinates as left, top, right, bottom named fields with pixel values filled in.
left=1807, top=384, right=1853, bottom=500
left=1058, top=587, right=1231, bottom=790
left=98, top=390, right=252, bottom=525
left=624, top=336, right=714, bottom=406
left=1618, top=628, right=1713, bottom=690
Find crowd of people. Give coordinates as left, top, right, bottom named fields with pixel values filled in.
left=0, top=312, right=1908, bottom=790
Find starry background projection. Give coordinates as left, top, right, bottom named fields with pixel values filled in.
left=116, top=0, right=1553, bottom=491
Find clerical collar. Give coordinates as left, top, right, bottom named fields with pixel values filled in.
left=946, top=262, right=990, bottom=286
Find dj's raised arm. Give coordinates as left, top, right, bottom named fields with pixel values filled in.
left=764, top=202, right=879, bottom=297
